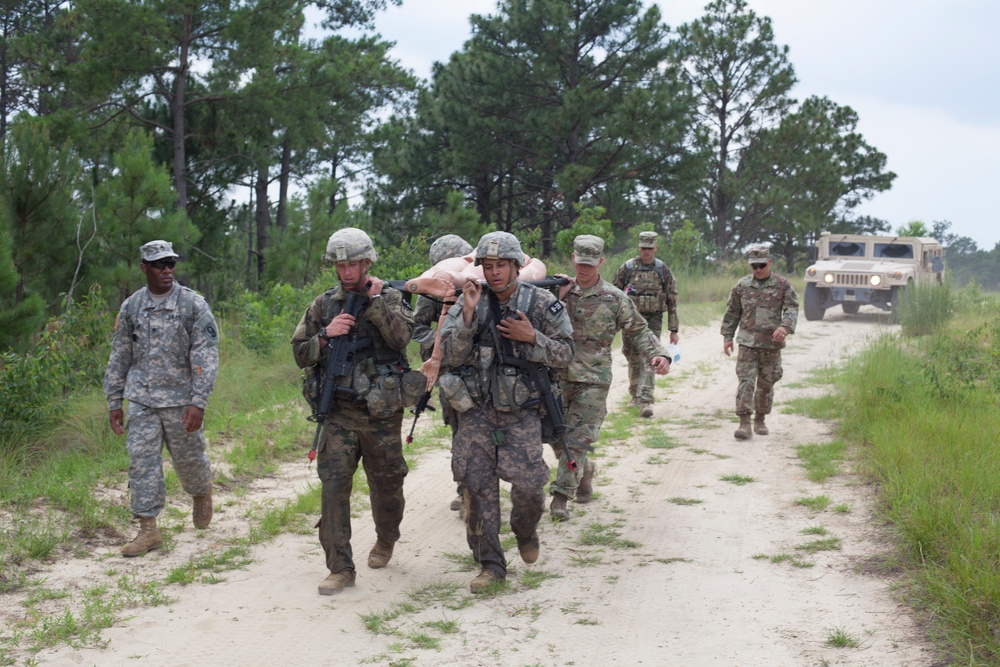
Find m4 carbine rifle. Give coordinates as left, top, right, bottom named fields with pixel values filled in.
left=307, top=289, right=369, bottom=461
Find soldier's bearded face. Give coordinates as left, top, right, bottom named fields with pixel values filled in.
left=336, top=260, right=371, bottom=291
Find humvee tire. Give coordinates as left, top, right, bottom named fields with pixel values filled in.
left=804, top=283, right=826, bottom=321
left=841, top=302, right=860, bottom=315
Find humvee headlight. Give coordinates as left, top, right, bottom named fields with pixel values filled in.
left=806, top=267, right=817, bottom=277
left=890, top=270, right=903, bottom=279
left=823, top=273, right=835, bottom=284
left=869, top=275, right=882, bottom=286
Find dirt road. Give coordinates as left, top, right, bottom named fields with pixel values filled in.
left=30, top=310, right=939, bottom=667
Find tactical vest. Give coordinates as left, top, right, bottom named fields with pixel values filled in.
left=454, top=285, right=544, bottom=413
left=623, top=258, right=667, bottom=314
left=124, top=285, right=197, bottom=336
left=317, top=288, right=422, bottom=417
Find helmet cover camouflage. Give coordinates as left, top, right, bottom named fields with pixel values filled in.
left=473, top=231, right=525, bottom=267
left=429, top=234, right=473, bottom=265
left=325, top=228, right=378, bottom=264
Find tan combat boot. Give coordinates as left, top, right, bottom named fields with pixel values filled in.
left=318, top=569, right=356, bottom=595
left=575, top=461, right=596, bottom=504
left=517, top=533, right=539, bottom=564
left=470, top=568, right=502, bottom=594
left=753, top=414, right=769, bottom=435
left=192, top=490, right=213, bottom=529
left=549, top=493, right=570, bottom=521
left=367, top=539, right=394, bottom=569
left=122, top=517, right=162, bottom=557
left=734, top=415, right=753, bottom=441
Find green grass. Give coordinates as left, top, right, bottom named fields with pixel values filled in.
left=720, top=474, right=754, bottom=486
left=795, top=441, right=846, bottom=483
left=795, top=495, right=831, bottom=512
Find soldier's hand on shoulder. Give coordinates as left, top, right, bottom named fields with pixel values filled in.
left=462, top=280, right=482, bottom=324
left=367, top=277, right=383, bottom=298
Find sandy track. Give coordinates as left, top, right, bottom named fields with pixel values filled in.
left=23, top=309, right=941, bottom=667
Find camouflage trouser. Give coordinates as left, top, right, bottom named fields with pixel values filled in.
left=624, top=311, right=662, bottom=403
left=735, top=345, right=784, bottom=416
left=125, top=402, right=212, bottom=518
left=452, top=406, right=548, bottom=579
left=549, top=381, right=608, bottom=498
left=438, top=389, right=463, bottom=497
left=316, top=410, right=408, bottom=574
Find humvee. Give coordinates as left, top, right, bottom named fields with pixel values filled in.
left=802, top=232, right=944, bottom=321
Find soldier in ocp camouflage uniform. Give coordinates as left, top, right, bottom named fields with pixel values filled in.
left=612, top=231, right=680, bottom=417
left=411, top=234, right=473, bottom=513
left=720, top=245, right=799, bottom=440
left=291, top=228, right=419, bottom=595
left=437, top=231, right=573, bottom=592
left=104, top=240, right=220, bottom=558
left=549, top=235, right=671, bottom=520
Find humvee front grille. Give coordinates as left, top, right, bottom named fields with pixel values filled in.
left=833, top=273, right=871, bottom=286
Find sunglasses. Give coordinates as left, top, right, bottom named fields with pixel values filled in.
left=147, top=259, right=177, bottom=270
left=750, top=263, right=768, bottom=270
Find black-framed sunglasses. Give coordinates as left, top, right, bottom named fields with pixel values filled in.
left=750, top=263, right=768, bottom=270
left=147, top=259, right=177, bottom=270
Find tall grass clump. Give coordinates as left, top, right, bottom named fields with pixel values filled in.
left=897, top=282, right=953, bottom=337
left=837, top=304, right=1000, bottom=663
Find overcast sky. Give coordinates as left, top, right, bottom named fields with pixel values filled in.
left=345, top=0, right=1000, bottom=249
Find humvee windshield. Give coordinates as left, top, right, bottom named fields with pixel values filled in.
left=830, top=242, right=865, bottom=257
left=875, top=243, right=914, bottom=259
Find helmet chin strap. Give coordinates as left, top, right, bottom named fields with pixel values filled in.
left=487, top=266, right=520, bottom=294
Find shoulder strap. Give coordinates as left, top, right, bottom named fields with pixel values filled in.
left=654, top=259, right=667, bottom=287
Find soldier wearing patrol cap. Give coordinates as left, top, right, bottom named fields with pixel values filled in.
left=436, top=231, right=574, bottom=592
left=548, top=235, right=670, bottom=520
left=411, top=234, right=474, bottom=514
left=612, top=231, right=680, bottom=417
left=292, top=227, right=419, bottom=595
left=104, top=240, right=221, bottom=557
left=720, top=244, right=799, bottom=440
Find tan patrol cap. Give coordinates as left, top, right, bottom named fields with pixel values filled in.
left=573, top=235, right=604, bottom=266
left=140, top=240, right=179, bottom=262
left=638, top=231, right=658, bottom=248
left=746, top=244, right=772, bottom=264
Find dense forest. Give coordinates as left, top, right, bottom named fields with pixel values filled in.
left=0, top=0, right=995, bottom=352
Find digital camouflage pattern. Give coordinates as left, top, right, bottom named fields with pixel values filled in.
left=103, top=283, right=219, bottom=518
left=452, top=406, right=547, bottom=578
left=412, top=295, right=458, bottom=433
left=429, top=234, right=473, bottom=266
left=720, top=273, right=798, bottom=350
left=104, top=284, right=219, bottom=411
left=721, top=271, right=799, bottom=416
left=437, top=279, right=573, bottom=579
left=550, top=278, right=667, bottom=496
left=125, top=403, right=212, bottom=517
left=290, top=283, right=414, bottom=575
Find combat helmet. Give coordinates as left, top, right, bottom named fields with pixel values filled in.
left=429, top=234, right=473, bottom=265
left=473, top=231, right=525, bottom=267
left=325, top=228, right=378, bottom=264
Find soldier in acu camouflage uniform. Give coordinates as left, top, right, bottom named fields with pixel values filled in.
left=549, top=235, right=671, bottom=520
left=291, top=228, right=420, bottom=595
left=411, top=234, right=473, bottom=514
left=720, top=245, right=799, bottom=440
left=612, top=231, right=680, bottom=418
left=436, top=231, right=573, bottom=593
left=104, top=240, right=220, bottom=558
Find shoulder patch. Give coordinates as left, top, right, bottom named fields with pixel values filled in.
left=548, top=301, right=565, bottom=315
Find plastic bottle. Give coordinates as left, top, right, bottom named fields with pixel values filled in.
left=665, top=343, right=681, bottom=364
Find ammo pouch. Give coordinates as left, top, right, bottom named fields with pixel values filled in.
left=301, top=365, right=320, bottom=412
left=357, top=358, right=424, bottom=418
left=438, top=371, right=475, bottom=413
left=491, top=365, right=533, bottom=413
left=635, top=293, right=664, bottom=314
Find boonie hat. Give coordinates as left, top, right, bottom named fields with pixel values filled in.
left=573, top=235, right=604, bottom=266
left=140, top=240, right=180, bottom=262
left=638, top=231, right=658, bottom=248
left=746, top=244, right=771, bottom=264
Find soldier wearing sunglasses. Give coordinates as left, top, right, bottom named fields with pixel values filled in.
left=104, top=240, right=220, bottom=557
left=720, top=245, right=798, bottom=440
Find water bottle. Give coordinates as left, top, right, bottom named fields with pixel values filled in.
left=665, top=343, right=681, bottom=364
